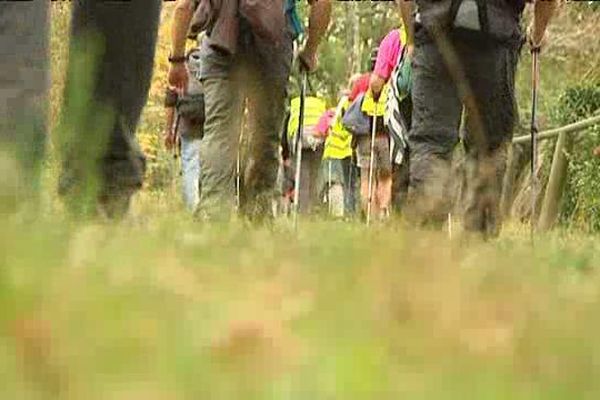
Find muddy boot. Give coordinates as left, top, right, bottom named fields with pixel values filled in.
left=463, top=145, right=508, bottom=239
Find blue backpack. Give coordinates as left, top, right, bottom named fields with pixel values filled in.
left=286, top=0, right=304, bottom=40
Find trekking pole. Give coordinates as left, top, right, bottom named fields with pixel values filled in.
left=530, top=49, right=541, bottom=241
left=292, top=71, right=308, bottom=229
left=170, top=113, right=182, bottom=195
left=327, top=159, right=333, bottom=215
left=366, top=109, right=378, bottom=227
left=236, top=125, right=244, bottom=212
left=172, top=113, right=181, bottom=160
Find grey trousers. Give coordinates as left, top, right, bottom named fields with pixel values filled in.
left=408, top=35, right=520, bottom=236
left=0, top=3, right=49, bottom=204
left=0, top=1, right=161, bottom=214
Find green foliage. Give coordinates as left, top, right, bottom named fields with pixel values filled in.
left=557, top=83, right=600, bottom=232
left=291, top=2, right=400, bottom=103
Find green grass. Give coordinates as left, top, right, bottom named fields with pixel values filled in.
left=2, top=193, right=600, bottom=399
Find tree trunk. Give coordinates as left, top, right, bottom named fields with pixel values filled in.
left=345, top=3, right=361, bottom=78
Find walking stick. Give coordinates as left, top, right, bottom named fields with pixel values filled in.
left=366, top=107, right=378, bottom=227
left=292, top=72, right=308, bottom=229
left=530, top=49, right=541, bottom=240
left=236, top=123, right=244, bottom=212
left=169, top=112, right=181, bottom=196
left=327, top=159, right=333, bottom=215
left=172, top=112, right=181, bottom=160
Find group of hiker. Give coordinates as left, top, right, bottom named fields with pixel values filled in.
left=163, top=0, right=557, bottom=236
left=0, top=0, right=558, bottom=237
left=275, top=28, right=408, bottom=222
left=166, top=0, right=331, bottom=222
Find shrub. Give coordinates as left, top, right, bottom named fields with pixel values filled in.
left=557, top=83, right=600, bottom=232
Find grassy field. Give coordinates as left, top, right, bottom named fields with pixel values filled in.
left=2, top=195, right=600, bottom=399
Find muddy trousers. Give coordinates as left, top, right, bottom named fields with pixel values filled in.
left=407, top=36, right=519, bottom=236
left=199, top=73, right=288, bottom=221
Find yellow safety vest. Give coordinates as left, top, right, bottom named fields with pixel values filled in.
left=323, top=97, right=353, bottom=160
left=361, top=85, right=389, bottom=117
left=287, top=96, right=327, bottom=142
left=399, top=27, right=407, bottom=48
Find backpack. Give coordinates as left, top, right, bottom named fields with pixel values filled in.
left=190, top=0, right=293, bottom=53
left=286, top=0, right=304, bottom=40
left=342, top=94, right=371, bottom=137
left=176, top=49, right=205, bottom=130
left=416, top=0, right=526, bottom=44
left=239, top=0, right=286, bottom=46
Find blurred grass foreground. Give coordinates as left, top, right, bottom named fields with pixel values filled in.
left=2, top=211, right=600, bottom=399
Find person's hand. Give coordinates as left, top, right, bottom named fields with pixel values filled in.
left=164, top=129, right=176, bottom=151
left=405, top=44, right=415, bottom=60
left=527, top=24, right=545, bottom=53
left=298, top=46, right=318, bottom=73
left=168, top=62, right=188, bottom=92
left=593, top=146, right=600, bottom=158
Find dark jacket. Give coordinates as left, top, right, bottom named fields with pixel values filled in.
left=190, top=0, right=286, bottom=55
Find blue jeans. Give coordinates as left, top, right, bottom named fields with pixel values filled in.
left=180, top=136, right=202, bottom=211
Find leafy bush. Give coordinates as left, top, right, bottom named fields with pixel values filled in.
left=557, top=83, right=600, bottom=232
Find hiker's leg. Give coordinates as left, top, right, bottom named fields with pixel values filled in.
left=308, top=148, right=324, bottom=212
left=341, top=157, right=354, bottom=215
left=359, top=171, right=370, bottom=216
left=461, top=43, right=519, bottom=237
left=61, top=0, right=161, bottom=216
left=0, top=2, right=49, bottom=211
left=325, top=158, right=345, bottom=216
left=241, top=82, right=286, bottom=218
left=180, top=135, right=202, bottom=212
left=392, top=147, right=410, bottom=213
left=356, top=136, right=378, bottom=217
left=377, top=174, right=393, bottom=217
left=407, top=41, right=462, bottom=226
left=241, top=36, right=292, bottom=219
left=297, top=150, right=314, bottom=214
left=393, top=98, right=412, bottom=213
left=374, top=135, right=392, bottom=214
left=199, top=75, right=243, bottom=220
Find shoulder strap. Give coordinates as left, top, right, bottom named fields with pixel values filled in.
left=475, top=0, right=489, bottom=34
left=449, top=0, right=464, bottom=28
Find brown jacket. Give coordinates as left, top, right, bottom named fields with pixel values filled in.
left=190, top=0, right=286, bottom=55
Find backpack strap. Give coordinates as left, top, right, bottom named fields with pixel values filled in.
left=474, top=0, right=489, bottom=34
left=449, top=0, right=464, bottom=29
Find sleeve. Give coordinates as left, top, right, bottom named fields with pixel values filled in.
left=373, top=30, right=397, bottom=81
left=349, top=74, right=369, bottom=101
